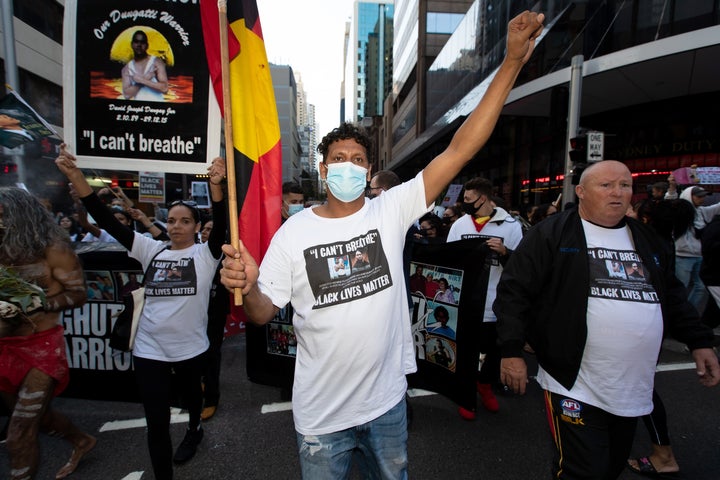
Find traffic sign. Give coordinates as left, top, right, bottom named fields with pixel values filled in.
left=587, top=131, right=604, bottom=162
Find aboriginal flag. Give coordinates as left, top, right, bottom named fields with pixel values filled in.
left=201, top=0, right=282, bottom=262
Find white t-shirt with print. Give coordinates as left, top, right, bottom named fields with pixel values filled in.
left=446, top=208, right=523, bottom=322
left=130, top=233, right=219, bottom=362
left=259, top=172, right=430, bottom=435
left=538, top=220, right=663, bottom=416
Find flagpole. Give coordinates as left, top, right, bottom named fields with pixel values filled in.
left=217, top=0, right=243, bottom=306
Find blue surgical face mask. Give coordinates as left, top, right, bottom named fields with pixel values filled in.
left=324, top=162, right=368, bottom=203
left=287, top=204, right=304, bottom=216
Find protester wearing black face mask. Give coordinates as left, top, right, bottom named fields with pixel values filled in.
left=446, top=177, right=524, bottom=421
left=412, top=212, right=445, bottom=244
left=441, top=204, right=462, bottom=232
left=462, top=196, right=486, bottom=216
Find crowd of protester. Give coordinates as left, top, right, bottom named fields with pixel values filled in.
left=3, top=133, right=718, bottom=480
left=2, top=10, right=719, bottom=480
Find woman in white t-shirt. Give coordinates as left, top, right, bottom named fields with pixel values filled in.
left=56, top=148, right=227, bottom=480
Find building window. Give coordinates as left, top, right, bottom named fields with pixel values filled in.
left=13, top=0, right=63, bottom=44
left=426, top=12, right=464, bottom=35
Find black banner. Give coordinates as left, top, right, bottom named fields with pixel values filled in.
left=406, top=239, right=490, bottom=411
left=61, top=243, right=142, bottom=402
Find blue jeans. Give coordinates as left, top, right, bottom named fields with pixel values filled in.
left=675, top=256, right=707, bottom=311
left=295, top=398, right=408, bottom=480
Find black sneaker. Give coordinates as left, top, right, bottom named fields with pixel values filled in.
left=173, top=426, right=204, bottom=464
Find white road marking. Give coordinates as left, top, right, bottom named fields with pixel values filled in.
left=407, top=388, right=435, bottom=398
left=259, top=389, right=439, bottom=414
left=656, top=362, right=696, bottom=372
left=261, top=401, right=292, bottom=413
left=260, top=363, right=701, bottom=415
left=99, top=408, right=187, bottom=432
left=121, top=473, right=144, bottom=480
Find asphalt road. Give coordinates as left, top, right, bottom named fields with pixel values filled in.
left=1, top=335, right=718, bottom=479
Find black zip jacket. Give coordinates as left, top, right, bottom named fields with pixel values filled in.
left=494, top=209, right=713, bottom=390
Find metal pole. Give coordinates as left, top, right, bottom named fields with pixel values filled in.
left=0, top=0, right=25, bottom=186
left=1, top=0, right=19, bottom=91
left=561, top=55, right=583, bottom=208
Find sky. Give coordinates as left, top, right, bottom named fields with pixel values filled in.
left=256, top=0, right=354, bottom=140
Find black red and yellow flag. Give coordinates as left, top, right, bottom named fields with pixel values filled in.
left=201, top=0, right=282, bottom=262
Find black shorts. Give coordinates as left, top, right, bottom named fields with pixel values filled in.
left=544, top=390, right=638, bottom=479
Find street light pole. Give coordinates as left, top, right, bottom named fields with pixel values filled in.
left=561, top=55, right=583, bottom=209
left=1, top=0, right=18, bottom=90
left=0, top=0, right=26, bottom=186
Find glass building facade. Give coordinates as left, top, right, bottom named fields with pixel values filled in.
left=345, top=1, right=395, bottom=122
left=388, top=0, right=720, bottom=208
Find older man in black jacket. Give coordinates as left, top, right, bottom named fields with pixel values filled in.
left=494, top=160, right=718, bottom=480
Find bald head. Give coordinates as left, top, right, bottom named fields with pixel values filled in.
left=575, top=160, right=633, bottom=227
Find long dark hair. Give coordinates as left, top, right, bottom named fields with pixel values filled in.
left=58, top=213, right=82, bottom=238
left=0, top=187, right=69, bottom=264
left=641, top=199, right=696, bottom=243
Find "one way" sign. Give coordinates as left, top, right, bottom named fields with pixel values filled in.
left=587, top=131, right=604, bottom=162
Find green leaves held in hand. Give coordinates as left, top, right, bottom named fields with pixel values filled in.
left=0, top=266, right=47, bottom=317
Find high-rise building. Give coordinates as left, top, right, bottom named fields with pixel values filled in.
left=270, top=64, right=301, bottom=183
left=295, top=72, right=319, bottom=198
left=386, top=0, right=720, bottom=208
left=343, top=0, right=395, bottom=123
left=386, top=0, right=473, bottom=170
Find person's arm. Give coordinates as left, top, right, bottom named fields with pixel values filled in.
left=494, top=226, right=551, bottom=395
left=128, top=208, right=168, bottom=241
left=422, top=11, right=544, bottom=206
left=43, top=243, right=87, bottom=312
left=68, top=183, right=101, bottom=239
left=112, top=186, right=134, bottom=209
left=664, top=174, right=678, bottom=199
left=74, top=201, right=102, bottom=239
left=121, top=63, right=141, bottom=99
left=692, top=348, right=720, bottom=387
left=56, top=144, right=135, bottom=249
left=133, top=58, right=169, bottom=94
left=220, top=242, right=279, bottom=324
left=698, top=203, right=720, bottom=224
left=207, top=157, right=227, bottom=258
left=500, top=357, right=529, bottom=395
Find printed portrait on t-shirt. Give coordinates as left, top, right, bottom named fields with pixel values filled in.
left=328, top=256, right=350, bottom=278
left=305, top=229, right=392, bottom=310
left=625, top=261, right=645, bottom=280
left=144, top=257, right=198, bottom=296
left=606, top=260, right=627, bottom=279
left=350, top=249, right=371, bottom=273
left=587, top=248, right=659, bottom=304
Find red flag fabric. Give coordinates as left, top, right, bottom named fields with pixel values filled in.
left=201, top=0, right=282, bottom=264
